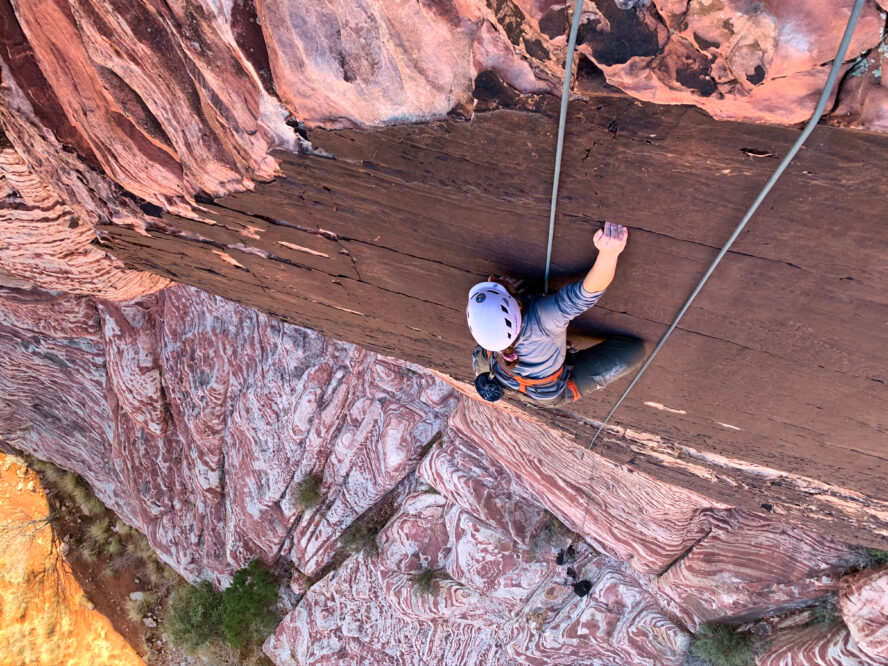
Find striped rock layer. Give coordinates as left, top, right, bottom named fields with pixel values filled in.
left=0, top=281, right=880, bottom=664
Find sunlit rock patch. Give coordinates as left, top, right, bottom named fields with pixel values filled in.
left=0, top=453, right=142, bottom=666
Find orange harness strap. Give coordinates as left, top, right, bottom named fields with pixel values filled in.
left=487, top=351, right=565, bottom=394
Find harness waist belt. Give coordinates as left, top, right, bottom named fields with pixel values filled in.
left=488, top=351, right=564, bottom=394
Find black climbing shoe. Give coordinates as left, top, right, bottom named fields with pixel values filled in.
left=474, top=373, right=503, bottom=402
left=566, top=566, right=577, bottom=581
left=573, top=580, right=592, bottom=597
left=556, top=549, right=566, bottom=565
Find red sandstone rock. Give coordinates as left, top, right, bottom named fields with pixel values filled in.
left=656, top=510, right=867, bottom=630
left=0, top=148, right=168, bottom=299
left=4, top=0, right=295, bottom=203
left=757, top=623, right=888, bottom=666
left=417, top=436, right=551, bottom=547
left=0, top=282, right=881, bottom=663
left=446, top=396, right=724, bottom=574
left=505, top=552, right=688, bottom=665
left=578, top=0, right=886, bottom=128
left=265, top=552, right=507, bottom=665
left=841, top=567, right=888, bottom=662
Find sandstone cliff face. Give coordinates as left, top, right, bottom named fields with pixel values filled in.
left=1, top=1, right=887, bottom=663
left=1, top=0, right=886, bottom=289
left=1, top=281, right=885, bottom=664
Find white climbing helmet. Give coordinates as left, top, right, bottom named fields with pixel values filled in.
left=466, top=282, right=522, bottom=351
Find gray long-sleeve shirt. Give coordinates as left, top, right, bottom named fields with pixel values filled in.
left=486, top=281, right=605, bottom=402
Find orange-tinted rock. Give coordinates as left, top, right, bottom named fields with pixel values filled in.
left=841, top=567, right=888, bottom=662
left=0, top=453, right=143, bottom=666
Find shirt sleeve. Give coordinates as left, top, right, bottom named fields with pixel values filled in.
left=534, top=281, right=605, bottom=335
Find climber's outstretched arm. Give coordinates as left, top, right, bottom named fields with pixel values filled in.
left=583, top=222, right=628, bottom=294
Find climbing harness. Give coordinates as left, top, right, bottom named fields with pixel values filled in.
left=490, top=349, right=567, bottom=394
left=537, top=0, right=868, bottom=534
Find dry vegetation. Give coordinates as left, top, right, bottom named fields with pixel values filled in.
left=0, top=452, right=142, bottom=665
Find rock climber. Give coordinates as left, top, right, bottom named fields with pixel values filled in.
left=467, top=222, right=644, bottom=406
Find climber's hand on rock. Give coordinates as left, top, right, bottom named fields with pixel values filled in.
left=593, top=222, right=628, bottom=257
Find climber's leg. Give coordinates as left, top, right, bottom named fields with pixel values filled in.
left=568, top=335, right=645, bottom=398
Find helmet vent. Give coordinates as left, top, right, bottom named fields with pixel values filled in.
left=504, top=318, right=512, bottom=328
left=500, top=305, right=509, bottom=313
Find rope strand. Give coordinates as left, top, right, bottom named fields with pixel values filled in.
left=577, top=0, right=867, bottom=535
left=543, top=0, right=586, bottom=294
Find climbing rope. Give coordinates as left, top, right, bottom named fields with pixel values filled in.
left=543, top=0, right=586, bottom=294
left=569, top=0, right=867, bottom=535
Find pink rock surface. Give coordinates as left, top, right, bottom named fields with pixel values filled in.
left=0, top=283, right=455, bottom=583
left=577, top=0, right=886, bottom=127
left=447, top=396, right=723, bottom=574
left=506, top=552, right=688, bottom=665
left=0, top=147, right=169, bottom=299
left=265, top=552, right=507, bottom=666
left=4, top=0, right=294, bottom=204
left=656, top=510, right=867, bottom=630
left=841, top=567, right=888, bottom=661
left=0, top=281, right=881, bottom=663
left=418, top=435, right=551, bottom=547
left=2, top=0, right=887, bottom=300
left=757, top=623, right=888, bottom=666
left=256, top=0, right=481, bottom=129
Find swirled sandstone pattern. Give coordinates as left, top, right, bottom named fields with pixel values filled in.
left=0, top=281, right=881, bottom=664
left=841, top=567, right=888, bottom=662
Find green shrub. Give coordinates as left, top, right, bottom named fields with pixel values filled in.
left=56, top=472, right=83, bottom=498
left=339, top=520, right=381, bottom=557
left=867, top=548, right=888, bottom=567
left=293, top=475, right=323, bottom=510
left=220, top=560, right=280, bottom=650
left=126, top=592, right=158, bottom=622
left=104, top=536, right=124, bottom=556
left=410, top=567, right=447, bottom=596
left=691, top=624, right=754, bottom=666
left=81, top=494, right=106, bottom=517
left=164, top=561, right=280, bottom=654
left=87, top=517, right=111, bottom=544
left=164, top=581, right=224, bottom=651
left=807, top=595, right=839, bottom=626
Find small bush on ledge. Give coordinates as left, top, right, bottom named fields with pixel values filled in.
left=292, top=474, right=323, bottom=511
left=410, top=567, right=449, bottom=596
left=164, top=560, right=281, bottom=660
left=690, top=623, right=754, bottom=666
left=339, top=519, right=382, bottom=557
left=867, top=548, right=888, bottom=568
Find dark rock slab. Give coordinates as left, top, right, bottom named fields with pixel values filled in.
left=98, top=95, right=888, bottom=544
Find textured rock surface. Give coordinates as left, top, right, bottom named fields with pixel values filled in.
left=575, top=0, right=885, bottom=127
left=1, top=0, right=886, bottom=301
left=654, top=510, right=867, bottom=630
left=1, top=281, right=881, bottom=664
left=0, top=283, right=453, bottom=583
left=757, top=623, right=888, bottom=666
left=841, top=567, right=888, bottom=661
left=0, top=147, right=168, bottom=299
